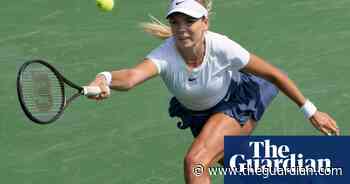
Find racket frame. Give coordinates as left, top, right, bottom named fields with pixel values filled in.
left=17, top=59, right=84, bottom=124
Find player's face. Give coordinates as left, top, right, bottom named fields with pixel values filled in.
left=168, top=13, right=208, bottom=49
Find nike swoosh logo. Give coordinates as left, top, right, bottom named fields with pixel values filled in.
left=176, top=1, right=185, bottom=5
left=188, top=78, right=196, bottom=82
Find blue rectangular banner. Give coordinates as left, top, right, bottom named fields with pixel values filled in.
left=224, top=136, right=348, bottom=184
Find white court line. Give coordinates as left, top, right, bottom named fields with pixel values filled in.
left=0, top=31, right=41, bottom=43
left=39, top=10, right=63, bottom=22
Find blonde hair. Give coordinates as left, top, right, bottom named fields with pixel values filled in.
left=140, top=0, right=213, bottom=40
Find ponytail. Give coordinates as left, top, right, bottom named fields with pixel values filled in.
left=140, top=0, right=213, bottom=40
left=140, top=15, right=172, bottom=40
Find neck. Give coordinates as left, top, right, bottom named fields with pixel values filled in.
left=177, top=39, right=206, bottom=66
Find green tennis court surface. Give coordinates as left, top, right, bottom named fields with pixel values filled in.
left=1, top=0, right=349, bottom=183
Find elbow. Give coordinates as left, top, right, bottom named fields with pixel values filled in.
left=268, top=70, right=289, bottom=88
left=266, top=73, right=279, bottom=84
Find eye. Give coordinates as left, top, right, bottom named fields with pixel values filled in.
left=185, top=18, right=198, bottom=25
left=169, top=19, right=178, bottom=26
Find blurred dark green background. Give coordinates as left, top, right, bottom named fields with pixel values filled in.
left=1, top=0, right=349, bottom=183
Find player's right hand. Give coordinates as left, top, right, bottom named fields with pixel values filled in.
left=87, top=75, right=110, bottom=100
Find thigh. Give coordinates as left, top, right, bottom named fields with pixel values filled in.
left=186, top=113, right=256, bottom=166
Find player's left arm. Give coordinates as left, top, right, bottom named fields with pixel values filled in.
left=241, top=53, right=340, bottom=136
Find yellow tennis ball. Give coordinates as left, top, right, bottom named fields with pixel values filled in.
left=96, top=0, right=114, bottom=12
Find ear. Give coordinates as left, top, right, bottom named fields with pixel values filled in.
left=202, top=17, right=209, bottom=31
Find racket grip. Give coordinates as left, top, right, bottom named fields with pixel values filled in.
left=82, top=86, right=102, bottom=96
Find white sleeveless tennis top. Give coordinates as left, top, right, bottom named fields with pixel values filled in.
left=146, top=31, right=250, bottom=111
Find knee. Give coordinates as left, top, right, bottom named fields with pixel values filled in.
left=184, top=152, right=209, bottom=172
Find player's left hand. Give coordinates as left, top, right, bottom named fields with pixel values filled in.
left=309, top=111, right=340, bottom=136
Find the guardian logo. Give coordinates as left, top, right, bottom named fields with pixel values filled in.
left=224, top=136, right=346, bottom=183
left=229, top=139, right=331, bottom=171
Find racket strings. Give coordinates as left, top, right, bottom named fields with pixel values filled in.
left=20, top=63, right=64, bottom=122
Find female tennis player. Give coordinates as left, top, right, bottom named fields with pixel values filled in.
left=88, top=0, right=339, bottom=183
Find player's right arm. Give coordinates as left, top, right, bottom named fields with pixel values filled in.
left=88, top=59, right=158, bottom=99
left=109, top=59, right=158, bottom=91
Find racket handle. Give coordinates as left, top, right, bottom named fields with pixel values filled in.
left=82, top=86, right=102, bottom=96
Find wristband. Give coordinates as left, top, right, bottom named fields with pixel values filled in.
left=97, top=72, right=112, bottom=86
left=300, top=99, right=317, bottom=119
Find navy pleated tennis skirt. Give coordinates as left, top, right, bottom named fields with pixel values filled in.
left=168, top=72, right=279, bottom=137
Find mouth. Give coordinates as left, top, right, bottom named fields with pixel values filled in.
left=177, top=36, right=190, bottom=41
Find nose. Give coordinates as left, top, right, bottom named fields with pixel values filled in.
left=175, top=22, right=189, bottom=34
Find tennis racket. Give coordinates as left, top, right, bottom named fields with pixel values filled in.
left=17, top=59, right=102, bottom=124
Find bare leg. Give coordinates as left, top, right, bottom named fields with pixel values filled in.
left=184, top=113, right=256, bottom=184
